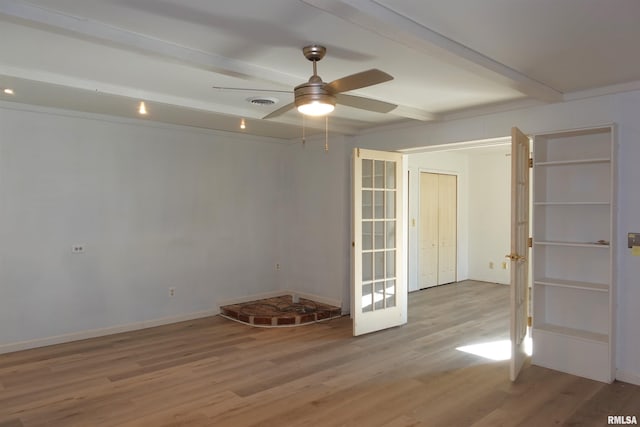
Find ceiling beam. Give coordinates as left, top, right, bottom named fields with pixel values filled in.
left=302, top=0, right=564, bottom=103
left=0, top=0, right=438, bottom=124
left=391, top=105, right=439, bottom=122
left=0, top=0, right=300, bottom=87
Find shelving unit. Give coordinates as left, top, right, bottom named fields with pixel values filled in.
left=531, top=125, right=616, bottom=383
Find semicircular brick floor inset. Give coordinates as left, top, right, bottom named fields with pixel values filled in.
left=220, top=295, right=342, bottom=327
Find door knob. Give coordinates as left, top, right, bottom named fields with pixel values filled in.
left=505, top=253, right=526, bottom=262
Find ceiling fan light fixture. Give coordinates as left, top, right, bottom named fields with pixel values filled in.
left=297, top=100, right=335, bottom=116
left=294, top=80, right=336, bottom=117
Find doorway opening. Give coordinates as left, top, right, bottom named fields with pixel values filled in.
left=403, top=137, right=512, bottom=293
left=402, top=137, right=527, bottom=362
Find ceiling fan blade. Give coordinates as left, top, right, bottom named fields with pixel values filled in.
left=327, top=69, right=393, bottom=93
left=262, top=102, right=295, bottom=119
left=213, top=86, right=292, bottom=94
left=336, top=94, right=397, bottom=114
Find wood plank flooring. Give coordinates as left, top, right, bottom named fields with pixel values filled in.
left=1, top=280, right=638, bottom=426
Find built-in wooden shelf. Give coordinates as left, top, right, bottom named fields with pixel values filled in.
left=535, top=323, right=608, bottom=344
left=534, top=240, right=610, bottom=248
left=531, top=125, right=615, bottom=383
left=534, top=278, right=608, bottom=292
left=534, top=158, right=610, bottom=166
left=533, top=201, right=610, bottom=206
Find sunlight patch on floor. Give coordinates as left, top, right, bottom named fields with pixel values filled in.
left=456, top=337, right=532, bottom=361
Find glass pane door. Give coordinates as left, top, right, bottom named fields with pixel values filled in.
left=352, top=148, right=406, bottom=336
left=361, top=159, right=397, bottom=313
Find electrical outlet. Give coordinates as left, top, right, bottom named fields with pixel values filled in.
left=169, top=287, right=175, bottom=297
left=71, top=245, right=85, bottom=253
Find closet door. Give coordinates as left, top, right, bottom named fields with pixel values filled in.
left=419, top=172, right=457, bottom=288
left=438, top=174, right=457, bottom=284
left=419, top=172, right=439, bottom=288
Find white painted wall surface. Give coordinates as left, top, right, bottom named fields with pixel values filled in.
left=467, top=148, right=511, bottom=284
left=279, top=136, right=351, bottom=311
left=0, top=106, right=284, bottom=351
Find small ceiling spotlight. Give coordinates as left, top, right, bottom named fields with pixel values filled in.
left=138, top=101, right=147, bottom=115
left=3, top=88, right=15, bottom=95
left=240, top=118, right=246, bottom=129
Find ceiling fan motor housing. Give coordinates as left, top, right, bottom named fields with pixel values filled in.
left=294, top=80, right=337, bottom=110
left=295, top=45, right=336, bottom=111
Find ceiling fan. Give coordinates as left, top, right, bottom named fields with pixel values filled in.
left=213, top=45, right=397, bottom=119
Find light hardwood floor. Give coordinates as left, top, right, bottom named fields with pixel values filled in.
left=1, top=281, right=638, bottom=426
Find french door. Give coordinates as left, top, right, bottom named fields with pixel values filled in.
left=509, top=127, right=530, bottom=381
left=352, top=148, right=406, bottom=336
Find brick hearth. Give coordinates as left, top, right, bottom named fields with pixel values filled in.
left=220, top=295, right=342, bottom=327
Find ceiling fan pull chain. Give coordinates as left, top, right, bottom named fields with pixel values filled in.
left=302, top=115, right=306, bottom=145
left=325, top=116, right=329, bottom=152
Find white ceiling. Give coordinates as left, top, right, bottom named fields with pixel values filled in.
left=1, top=0, right=639, bottom=139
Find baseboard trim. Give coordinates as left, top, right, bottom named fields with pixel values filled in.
left=289, top=290, right=342, bottom=310
left=217, top=290, right=342, bottom=312
left=2, top=290, right=344, bottom=355
left=0, top=310, right=217, bottom=355
left=616, top=369, right=640, bottom=386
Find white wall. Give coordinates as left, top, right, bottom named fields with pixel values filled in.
left=467, top=148, right=511, bottom=284
left=0, top=105, right=285, bottom=351
left=407, top=150, right=469, bottom=290
left=279, top=136, right=351, bottom=310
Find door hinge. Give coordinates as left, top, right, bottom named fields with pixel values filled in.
left=528, top=158, right=533, bottom=168
left=357, top=147, right=361, bottom=158
left=528, top=237, right=533, bottom=248
left=527, top=316, right=533, bottom=327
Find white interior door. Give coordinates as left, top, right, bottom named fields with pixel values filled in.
left=438, top=174, right=457, bottom=284
left=419, top=172, right=439, bottom=288
left=352, top=148, right=406, bottom=336
left=509, top=127, right=530, bottom=381
left=419, top=172, right=457, bottom=288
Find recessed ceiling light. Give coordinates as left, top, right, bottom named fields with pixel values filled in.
left=3, top=88, right=14, bottom=95
left=240, top=118, right=246, bottom=129
left=138, top=101, right=147, bottom=115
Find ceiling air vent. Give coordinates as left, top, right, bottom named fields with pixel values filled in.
left=247, top=97, right=278, bottom=106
